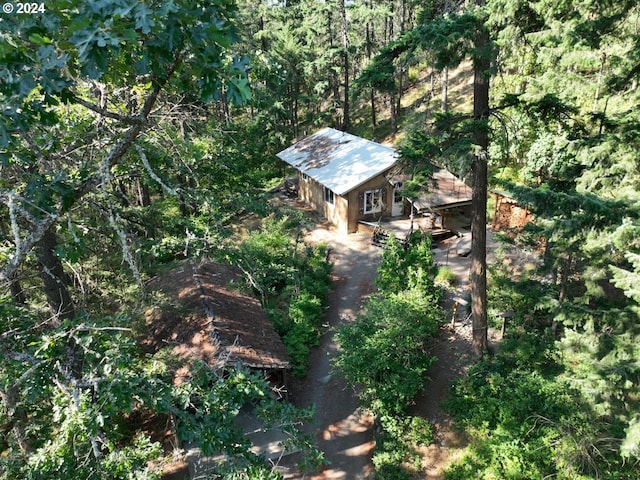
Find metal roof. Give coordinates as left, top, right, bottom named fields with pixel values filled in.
left=276, top=127, right=398, bottom=196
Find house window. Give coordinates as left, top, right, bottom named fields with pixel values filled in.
left=364, top=189, right=383, bottom=214
left=302, top=173, right=309, bottom=182
left=323, top=186, right=335, bottom=205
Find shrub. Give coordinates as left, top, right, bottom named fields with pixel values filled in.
left=336, top=291, right=440, bottom=416
left=230, top=217, right=332, bottom=376
left=376, top=232, right=439, bottom=299
left=435, top=266, right=457, bottom=287
left=336, top=230, right=444, bottom=477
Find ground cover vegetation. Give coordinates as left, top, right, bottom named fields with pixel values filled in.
left=335, top=233, right=443, bottom=479
left=2, top=0, right=640, bottom=478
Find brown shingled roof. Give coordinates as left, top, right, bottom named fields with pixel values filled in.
left=408, top=168, right=473, bottom=212
left=143, top=260, right=291, bottom=373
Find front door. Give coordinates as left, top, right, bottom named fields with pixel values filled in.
left=392, top=182, right=404, bottom=217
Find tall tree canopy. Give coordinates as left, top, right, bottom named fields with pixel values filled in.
left=0, top=0, right=250, bottom=286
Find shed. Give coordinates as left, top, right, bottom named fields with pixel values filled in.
left=491, top=190, right=532, bottom=232
left=143, top=260, right=291, bottom=390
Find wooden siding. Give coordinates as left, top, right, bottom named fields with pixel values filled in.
left=346, top=171, right=395, bottom=232
left=297, top=169, right=396, bottom=233
left=298, top=172, right=349, bottom=232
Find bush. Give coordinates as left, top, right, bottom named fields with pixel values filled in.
left=335, top=230, right=444, bottom=477
left=335, top=291, right=440, bottom=416
left=283, top=292, right=324, bottom=376
left=435, top=266, right=457, bottom=287
left=442, top=332, right=605, bottom=480
left=376, top=232, right=439, bottom=299
left=230, top=217, right=332, bottom=376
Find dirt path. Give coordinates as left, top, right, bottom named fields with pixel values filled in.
left=409, top=230, right=501, bottom=478
left=282, top=226, right=500, bottom=479
left=284, top=225, right=381, bottom=479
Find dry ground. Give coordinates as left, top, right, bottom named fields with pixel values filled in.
left=282, top=224, right=502, bottom=479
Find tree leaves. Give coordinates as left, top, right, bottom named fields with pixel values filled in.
left=0, top=0, right=253, bottom=284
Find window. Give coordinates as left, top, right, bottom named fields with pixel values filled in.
left=364, top=189, right=382, bottom=214
left=323, top=186, right=335, bottom=205
left=302, top=173, right=309, bottom=182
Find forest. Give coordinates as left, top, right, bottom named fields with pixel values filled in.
left=1, top=0, right=639, bottom=479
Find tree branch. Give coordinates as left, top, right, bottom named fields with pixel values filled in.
left=0, top=51, right=184, bottom=284
left=71, top=95, right=147, bottom=125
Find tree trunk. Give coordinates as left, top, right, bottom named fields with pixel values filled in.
left=8, top=271, right=26, bottom=305
left=370, top=88, right=377, bottom=126
left=327, top=10, right=340, bottom=112
left=366, top=3, right=377, bottom=127
left=137, top=178, right=151, bottom=207
left=386, top=0, right=394, bottom=42
left=551, top=254, right=572, bottom=336
left=441, top=67, right=449, bottom=112
left=470, top=6, right=490, bottom=357
left=390, top=92, right=399, bottom=132
left=116, top=179, right=132, bottom=207
left=0, top=384, right=31, bottom=453
left=35, top=228, right=75, bottom=323
left=340, top=0, right=350, bottom=130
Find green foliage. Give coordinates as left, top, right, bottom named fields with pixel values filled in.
left=372, top=432, right=413, bottom=480
left=228, top=217, right=332, bottom=376
left=444, top=332, right=590, bottom=480
left=336, top=229, right=443, bottom=477
left=610, top=252, right=640, bottom=304
left=376, top=232, right=440, bottom=300
left=435, top=266, right=457, bottom=287
left=0, top=310, right=160, bottom=478
left=336, top=291, right=440, bottom=416
left=0, top=297, right=319, bottom=479
left=446, top=245, right=640, bottom=479
left=0, top=0, right=252, bottom=285
left=371, top=415, right=434, bottom=480
left=283, top=292, right=323, bottom=377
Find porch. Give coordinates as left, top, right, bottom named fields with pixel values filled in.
left=357, top=216, right=459, bottom=247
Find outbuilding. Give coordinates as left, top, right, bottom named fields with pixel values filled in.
left=143, top=260, right=291, bottom=393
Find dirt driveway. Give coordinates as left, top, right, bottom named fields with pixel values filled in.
left=284, top=225, right=381, bottom=479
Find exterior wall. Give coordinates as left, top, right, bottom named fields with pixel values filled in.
left=297, top=170, right=395, bottom=233
left=346, top=173, right=395, bottom=233
left=298, top=172, right=321, bottom=210
left=297, top=172, right=349, bottom=232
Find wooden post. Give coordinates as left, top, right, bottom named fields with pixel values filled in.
left=452, top=296, right=468, bottom=329
left=500, top=310, right=514, bottom=339
left=451, top=301, right=458, bottom=328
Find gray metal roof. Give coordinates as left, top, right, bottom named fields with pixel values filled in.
left=276, top=127, right=398, bottom=196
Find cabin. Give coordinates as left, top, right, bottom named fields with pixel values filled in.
left=277, top=127, right=401, bottom=233
left=277, top=127, right=473, bottom=235
left=143, top=260, right=291, bottom=393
